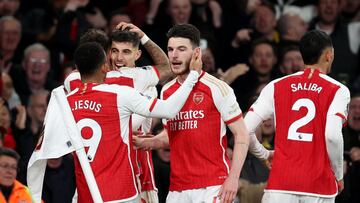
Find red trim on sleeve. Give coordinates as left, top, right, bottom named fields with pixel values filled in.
left=105, top=77, right=134, bottom=87
left=335, top=112, right=347, bottom=127
left=149, top=98, right=158, bottom=112
left=225, top=113, right=243, bottom=125
left=152, top=66, right=160, bottom=79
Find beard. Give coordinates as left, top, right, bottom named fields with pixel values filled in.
left=171, top=58, right=191, bottom=76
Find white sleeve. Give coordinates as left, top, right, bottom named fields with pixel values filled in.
left=64, top=71, right=81, bottom=93
left=324, top=86, right=350, bottom=181
left=212, top=83, right=242, bottom=124
left=244, top=111, right=270, bottom=160
left=248, top=82, right=275, bottom=120
left=134, top=66, right=160, bottom=89
left=325, top=115, right=344, bottom=181
left=327, top=85, right=350, bottom=124
left=132, top=114, right=147, bottom=131
left=125, top=71, right=199, bottom=119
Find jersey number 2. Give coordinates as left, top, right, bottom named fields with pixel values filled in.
left=288, top=98, right=315, bottom=142
left=77, top=118, right=102, bottom=162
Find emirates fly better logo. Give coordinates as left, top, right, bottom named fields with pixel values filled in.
left=193, top=92, right=204, bottom=105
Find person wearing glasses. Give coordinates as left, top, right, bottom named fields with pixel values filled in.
left=0, top=147, right=34, bottom=202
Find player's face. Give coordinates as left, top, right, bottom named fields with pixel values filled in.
left=167, top=37, right=193, bottom=76
left=281, top=50, right=304, bottom=75
left=348, top=97, right=360, bottom=131
left=109, top=41, right=141, bottom=70
left=250, top=43, right=277, bottom=76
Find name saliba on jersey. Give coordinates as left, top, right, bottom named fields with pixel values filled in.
left=168, top=110, right=204, bottom=131
left=291, top=82, right=322, bottom=93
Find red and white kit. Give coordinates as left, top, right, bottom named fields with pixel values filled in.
left=161, top=72, right=243, bottom=191
left=247, top=68, right=349, bottom=198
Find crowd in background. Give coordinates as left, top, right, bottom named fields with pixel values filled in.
left=0, top=0, right=359, bottom=202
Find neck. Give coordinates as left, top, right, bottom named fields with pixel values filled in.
left=176, top=71, right=190, bottom=84
left=304, top=64, right=327, bottom=74
left=81, top=72, right=105, bottom=84
left=28, top=81, right=45, bottom=93
left=31, top=120, right=41, bottom=134
left=258, top=74, right=271, bottom=83
left=317, top=21, right=335, bottom=33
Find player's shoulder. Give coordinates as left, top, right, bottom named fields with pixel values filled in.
left=65, top=70, right=81, bottom=80
left=92, top=83, right=132, bottom=94
left=162, top=77, right=178, bottom=92
left=201, top=72, right=232, bottom=96
left=319, top=73, right=350, bottom=92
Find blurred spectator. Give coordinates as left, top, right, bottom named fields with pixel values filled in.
left=341, top=0, right=360, bottom=22
left=268, top=0, right=316, bottom=23
left=309, top=0, right=360, bottom=86
left=0, top=147, right=33, bottom=202
left=0, top=0, right=20, bottom=18
left=279, top=45, right=304, bottom=75
left=1, top=72, right=20, bottom=109
left=106, top=8, right=131, bottom=34
left=13, top=90, right=49, bottom=184
left=342, top=94, right=360, bottom=203
left=0, top=99, right=15, bottom=149
left=11, top=43, right=57, bottom=105
left=277, top=13, right=308, bottom=54
left=227, top=2, right=279, bottom=66
left=0, top=16, right=21, bottom=71
left=231, top=39, right=280, bottom=110
left=42, top=155, right=76, bottom=203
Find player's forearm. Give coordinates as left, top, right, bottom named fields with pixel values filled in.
left=143, top=39, right=172, bottom=82
left=325, top=115, right=344, bottom=181
left=149, top=71, right=199, bottom=118
left=244, top=111, right=269, bottom=160
left=229, top=129, right=249, bottom=179
left=227, top=119, right=250, bottom=179
left=152, top=130, right=170, bottom=149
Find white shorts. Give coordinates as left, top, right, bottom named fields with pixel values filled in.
left=140, top=190, right=159, bottom=203
left=262, top=191, right=335, bottom=203
left=166, top=185, right=221, bottom=203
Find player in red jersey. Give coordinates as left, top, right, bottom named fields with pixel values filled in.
left=133, top=24, right=250, bottom=203
left=68, top=42, right=201, bottom=203
left=64, top=23, right=171, bottom=202
left=244, top=30, right=350, bottom=203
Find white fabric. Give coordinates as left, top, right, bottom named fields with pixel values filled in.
left=27, top=86, right=81, bottom=203
left=348, top=22, right=360, bottom=54
left=244, top=112, right=270, bottom=160
left=262, top=191, right=335, bottom=203
left=166, top=185, right=221, bottom=203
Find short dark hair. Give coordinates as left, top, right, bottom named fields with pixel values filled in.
left=80, top=29, right=110, bottom=51
left=74, top=42, right=106, bottom=76
left=167, top=24, right=200, bottom=47
left=0, top=147, right=20, bottom=162
left=299, top=30, right=332, bottom=65
left=110, top=29, right=140, bottom=48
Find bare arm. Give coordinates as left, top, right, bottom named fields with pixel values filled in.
left=116, top=22, right=172, bottom=83
left=133, top=129, right=170, bottom=150
left=218, top=118, right=249, bottom=203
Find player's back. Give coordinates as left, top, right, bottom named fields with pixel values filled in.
left=267, top=69, right=342, bottom=197
left=67, top=83, right=138, bottom=202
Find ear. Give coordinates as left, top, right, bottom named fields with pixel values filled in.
left=325, top=48, right=334, bottom=63
left=135, top=49, right=142, bottom=61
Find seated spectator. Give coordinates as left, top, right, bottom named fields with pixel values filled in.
left=106, top=8, right=131, bottom=34
left=0, top=99, right=15, bottom=150
left=0, top=16, right=21, bottom=71
left=0, top=0, right=20, bottom=18
left=0, top=147, right=33, bottom=202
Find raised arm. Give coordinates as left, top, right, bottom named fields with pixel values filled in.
left=116, top=22, right=172, bottom=83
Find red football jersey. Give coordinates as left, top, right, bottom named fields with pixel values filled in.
left=161, top=72, right=243, bottom=191
left=67, top=82, right=157, bottom=202
left=249, top=69, right=350, bottom=197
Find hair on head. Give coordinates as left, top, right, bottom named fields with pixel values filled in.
left=167, top=24, right=201, bottom=47
left=299, top=30, right=332, bottom=65
left=74, top=42, right=106, bottom=76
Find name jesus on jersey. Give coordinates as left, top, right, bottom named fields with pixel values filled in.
left=291, top=82, right=323, bottom=93
left=168, top=110, right=204, bottom=131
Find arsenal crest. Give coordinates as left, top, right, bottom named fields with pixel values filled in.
left=193, top=92, right=204, bottom=105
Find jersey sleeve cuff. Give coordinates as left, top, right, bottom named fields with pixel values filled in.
left=335, top=112, right=347, bottom=127
left=152, top=66, right=160, bottom=80
left=225, top=113, right=242, bottom=125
